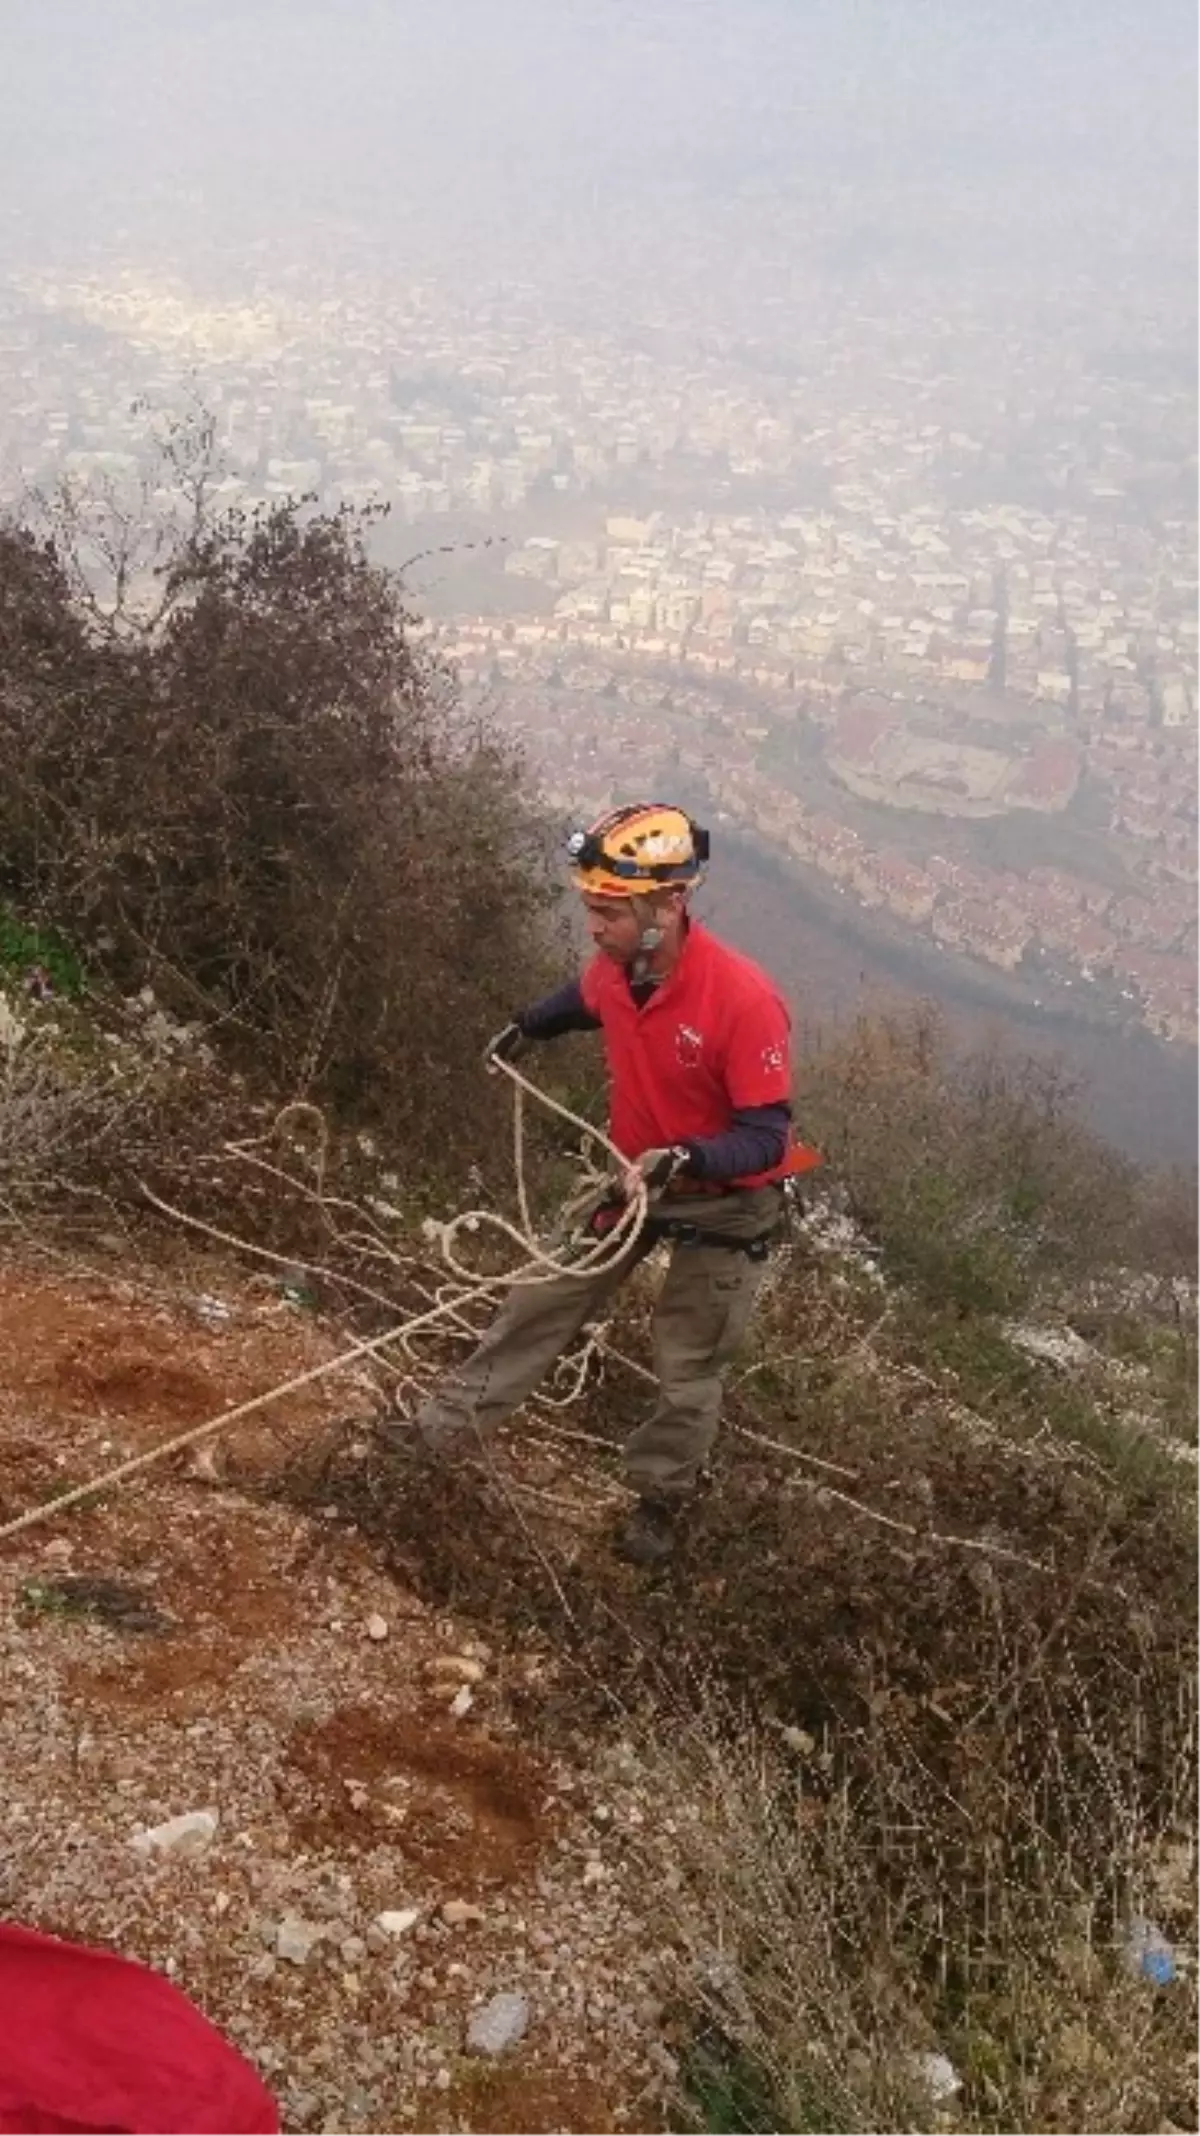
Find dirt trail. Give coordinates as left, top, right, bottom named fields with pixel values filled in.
left=0, top=1255, right=672, bottom=2134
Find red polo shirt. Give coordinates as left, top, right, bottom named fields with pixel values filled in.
left=579, top=922, right=793, bottom=1187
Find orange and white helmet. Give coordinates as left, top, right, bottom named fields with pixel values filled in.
left=566, top=803, right=709, bottom=898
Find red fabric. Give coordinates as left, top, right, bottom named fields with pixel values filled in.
left=580, top=922, right=798, bottom=1185
left=0, top=1922, right=279, bottom=2135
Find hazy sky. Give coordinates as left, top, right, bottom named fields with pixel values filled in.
left=1, top=0, right=1194, bottom=282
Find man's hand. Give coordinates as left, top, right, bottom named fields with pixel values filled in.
left=620, top=1145, right=691, bottom=1199
left=483, top=1020, right=527, bottom=1071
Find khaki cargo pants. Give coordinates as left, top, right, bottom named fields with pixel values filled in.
left=414, top=1184, right=782, bottom=1500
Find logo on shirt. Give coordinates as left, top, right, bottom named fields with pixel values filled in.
left=675, top=1021, right=704, bottom=1068
left=761, top=1041, right=785, bottom=1075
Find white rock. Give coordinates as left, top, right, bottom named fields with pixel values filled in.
left=1003, top=1320, right=1094, bottom=1370
left=193, top=1293, right=233, bottom=1325
left=131, top=1808, right=219, bottom=1858
left=276, top=1915, right=324, bottom=1966
left=365, top=1613, right=389, bottom=1642
left=448, top=1684, right=474, bottom=1719
left=375, top=1909, right=421, bottom=1939
left=582, top=1858, right=607, bottom=1887
left=466, top=1990, right=530, bottom=2056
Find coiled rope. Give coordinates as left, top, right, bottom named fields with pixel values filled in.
left=0, top=1058, right=646, bottom=1547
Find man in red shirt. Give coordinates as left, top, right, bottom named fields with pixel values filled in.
left=409, top=802, right=808, bottom=1564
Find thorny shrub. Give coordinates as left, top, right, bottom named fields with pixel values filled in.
left=0, top=1016, right=148, bottom=1221
left=0, top=483, right=559, bottom=1181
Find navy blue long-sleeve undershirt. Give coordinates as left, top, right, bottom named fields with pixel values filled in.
left=516, top=979, right=791, bottom=1182
left=518, top=977, right=600, bottom=1041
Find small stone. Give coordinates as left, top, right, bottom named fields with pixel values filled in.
left=582, top=1858, right=607, bottom=1887
left=433, top=2069, right=452, bottom=2092
left=340, top=1935, right=367, bottom=1964
left=42, top=1539, right=73, bottom=1566
left=193, top=1293, right=233, bottom=1325
left=187, top=1444, right=224, bottom=1484
left=365, top=1614, right=389, bottom=1642
left=448, top=1684, right=474, bottom=1719
left=465, top=1990, right=531, bottom=2056
left=247, top=1953, right=277, bottom=1983
left=780, top=1724, right=816, bottom=1756
left=375, top=1908, right=421, bottom=1939
left=276, top=1915, right=324, bottom=1966
left=426, top=1655, right=485, bottom=1685
left=590, top=1804, right=614, bottom=1831
left=441, top=1899, right=486, bottom=1927
left=131, top=1809, right=219, bottom=1858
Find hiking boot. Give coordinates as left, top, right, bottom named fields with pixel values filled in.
left=616, top=1497, right=678, bottom=1566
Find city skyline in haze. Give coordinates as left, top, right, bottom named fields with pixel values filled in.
left=0, top=1, right=1195, bottom=1156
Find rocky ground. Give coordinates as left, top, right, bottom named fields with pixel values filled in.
left=0, top=1251, right=677, bottom=2135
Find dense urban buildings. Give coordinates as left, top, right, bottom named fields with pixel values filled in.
left=1, top=205, right=1195, bottom=1046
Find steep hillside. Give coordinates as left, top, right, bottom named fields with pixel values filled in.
left=0, top=476, right=1195, bottom=2135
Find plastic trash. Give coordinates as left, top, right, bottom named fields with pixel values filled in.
left=1124, top=1916, right=1177, bottom=1986
left=278, top=1267, right=316, bottom=1309
left=909, top=2051, right=962, bottom=2102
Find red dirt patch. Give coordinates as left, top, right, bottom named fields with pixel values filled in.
left=54, top=1492, right=317, bottom=1715
left=51, top=1344, right=216, bottom=1422
left=0, top=1265, right=355, bottom=1518
left=446, top=2066, right=621, bottom=2134
left=284, top=1706, right=550, bottom=1883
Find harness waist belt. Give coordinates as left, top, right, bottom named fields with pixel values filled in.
left=646, top=1217, right=774, bottom=1260
left=669, top=1177, right=742, bottom=1198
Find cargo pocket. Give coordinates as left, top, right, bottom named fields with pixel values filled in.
left=704, top=1256, right=762, bottom=1367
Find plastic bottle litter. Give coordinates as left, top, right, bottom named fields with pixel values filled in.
left=1124, top=1916, right=1177, bottom=1987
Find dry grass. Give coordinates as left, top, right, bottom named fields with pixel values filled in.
left=642, top=1685, right=1197, bottom=2135
left=0, top=1019, right=147, bottom=1222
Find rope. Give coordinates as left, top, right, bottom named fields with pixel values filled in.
left=0, top=1056, right=1064, bottom=1583
left=0, top=1057, right=646, bottom=1549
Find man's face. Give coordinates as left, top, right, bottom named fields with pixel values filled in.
left=581, top=893, right=646, bottom=964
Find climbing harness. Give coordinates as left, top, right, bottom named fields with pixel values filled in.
left=646, top=1219, right=774, bottom=1261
